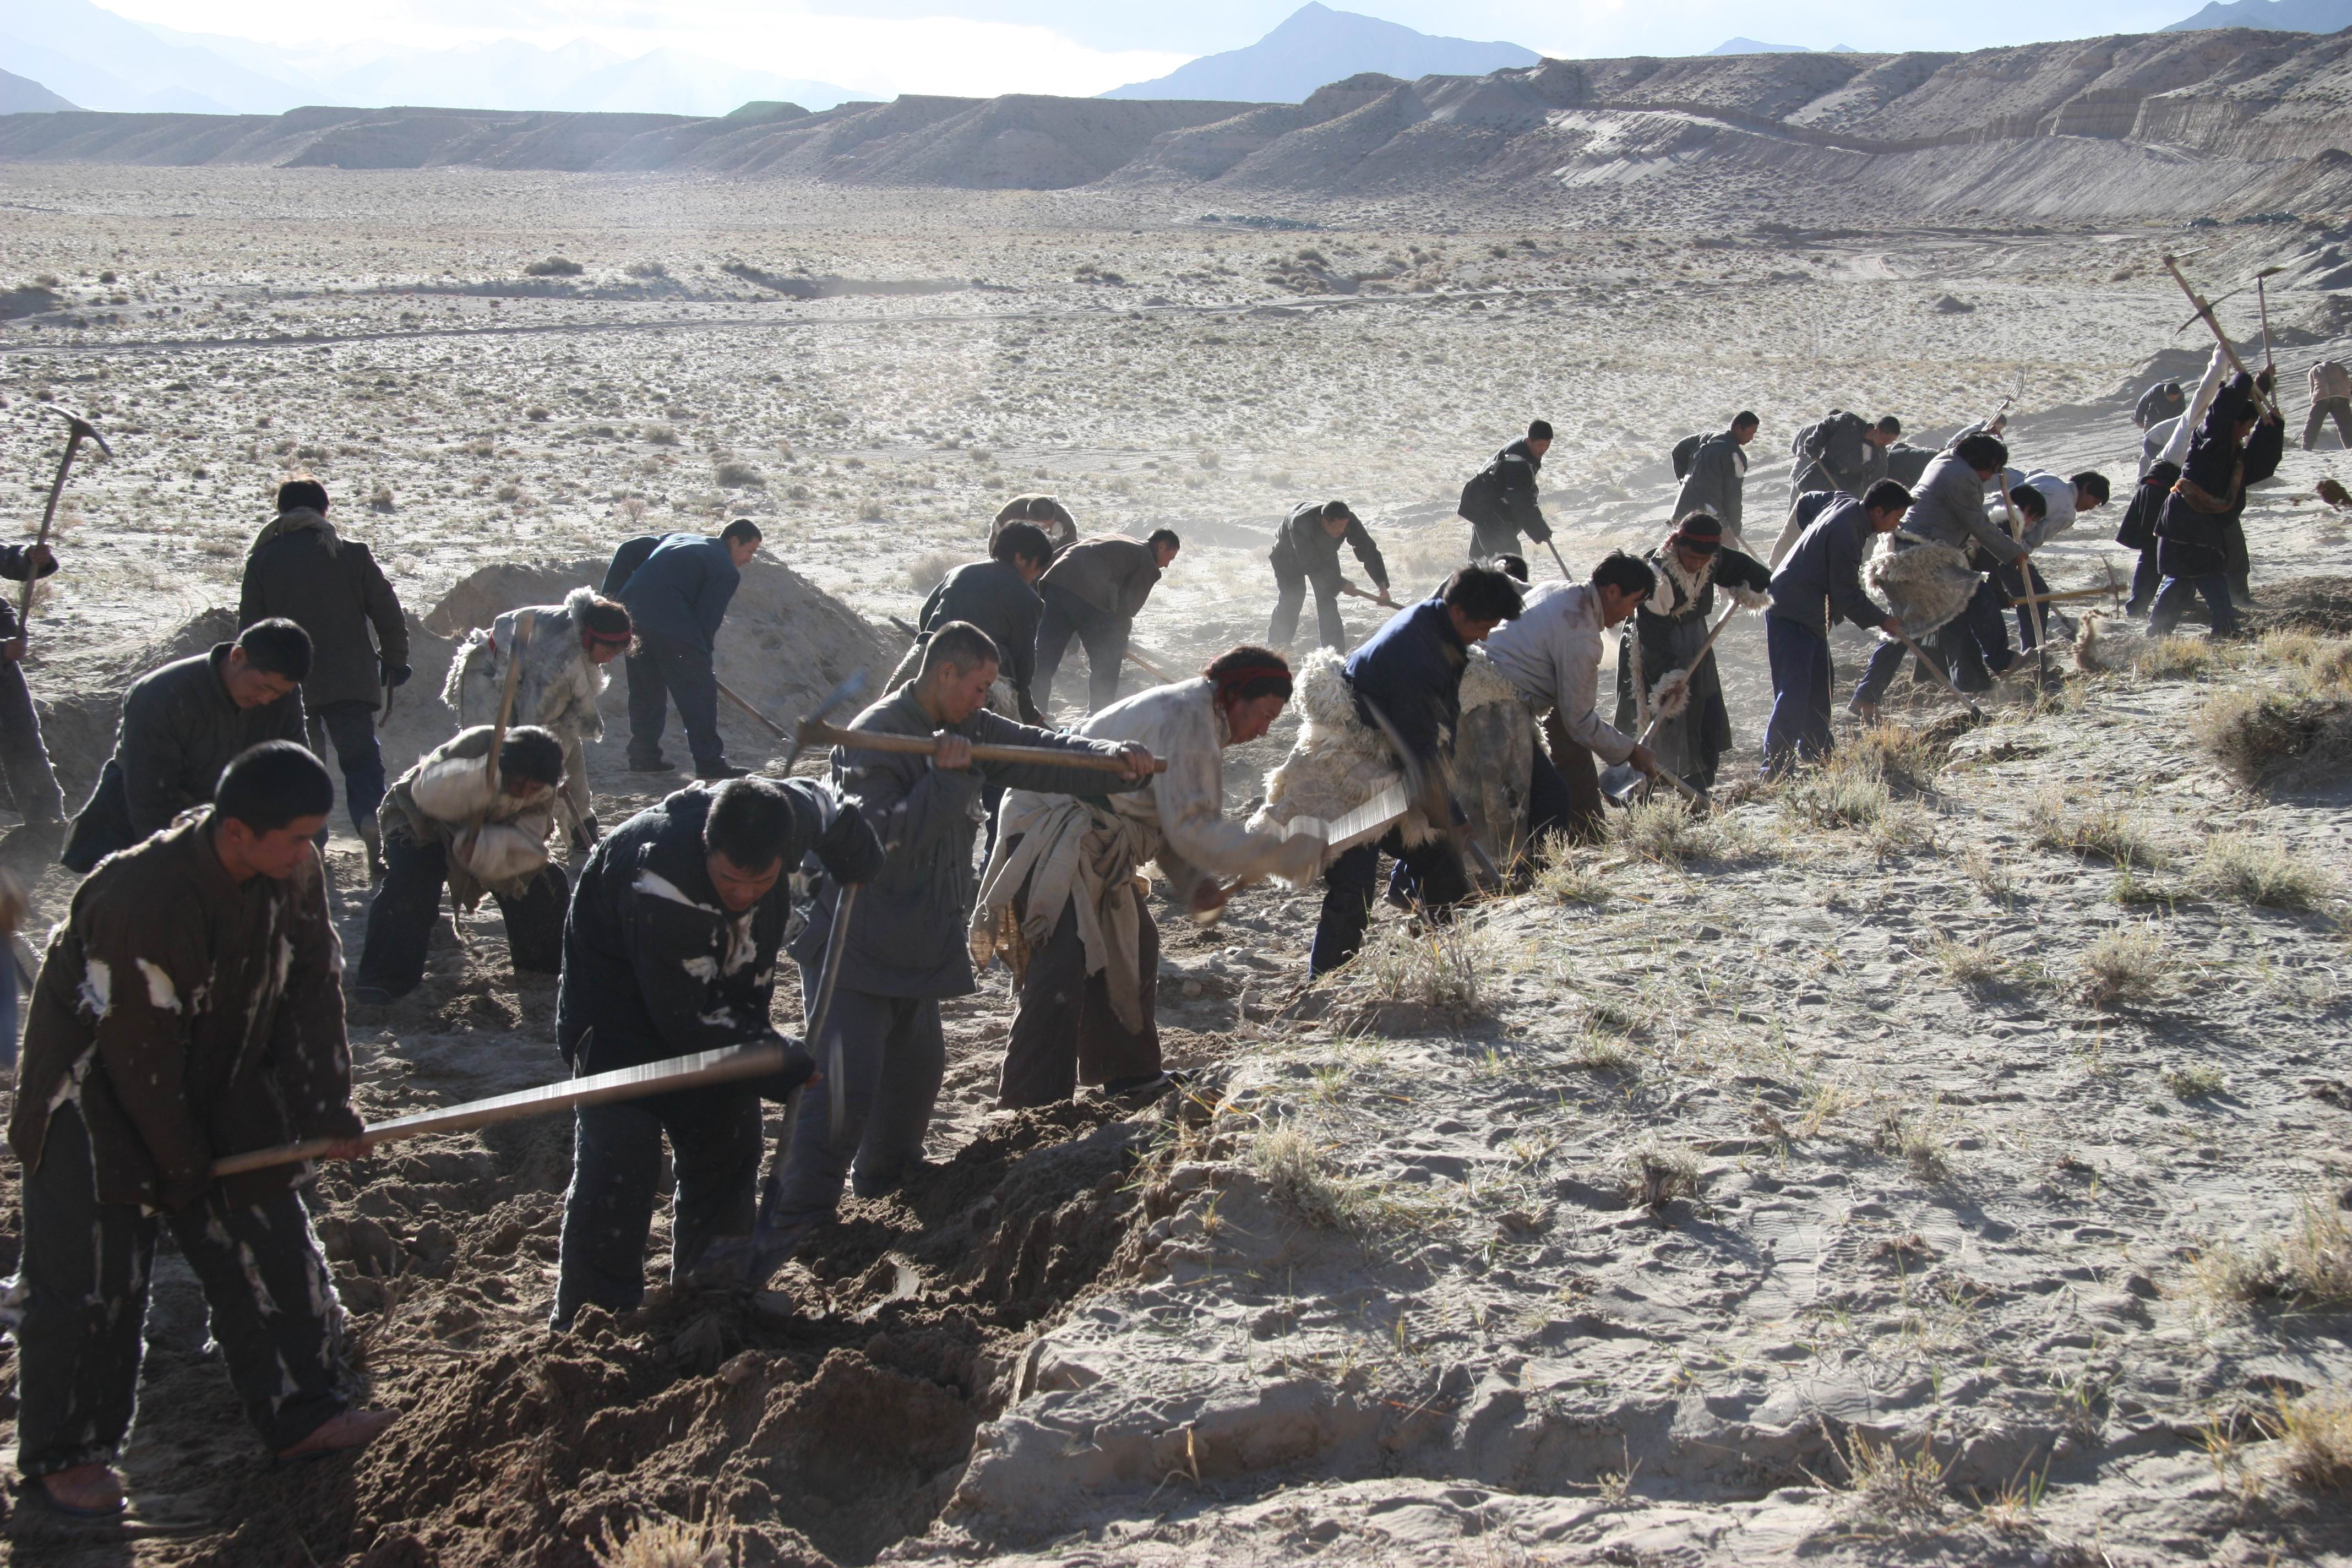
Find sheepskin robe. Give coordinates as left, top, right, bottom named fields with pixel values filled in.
left=1613, top=543, right=1771, bottom=787
left=1248, top=649, right=1534, bottom=872
left=445, top=586, right=609, bottom=827
left=1863, top=531, right=1977, bottom=641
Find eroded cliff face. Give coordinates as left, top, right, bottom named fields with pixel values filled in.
left=4, top=26, right=2352, bottom=220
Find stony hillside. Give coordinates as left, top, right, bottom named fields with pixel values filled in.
left=4, top=26, right=2352, bottom=219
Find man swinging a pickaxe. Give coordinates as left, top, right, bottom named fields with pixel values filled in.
left=0, top=405, right=107, bottom=858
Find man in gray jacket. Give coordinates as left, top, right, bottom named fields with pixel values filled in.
left=238, top=479, right=410, bottom=870
left=63, top=620, right=312, bottom=872
left=1033, top=530, right=1180, bottom=716
left=1268, top=500, right=1392, bottom=651
left=1773, top=413, right=1900, bottom=564
left=1672, top=412, right=1758, bottom=547
left=745, top=622, right=1151, bottom=1271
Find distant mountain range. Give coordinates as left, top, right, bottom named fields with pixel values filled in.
left=2165, top=0, right=2352, bottom=29
left=0, top=0, right=872, bottom=116
left=1103, top=3, right=1537, bottom=102
left=1707, top=39, right=1860, bottom=56
left=0, top=65, right=73, bottom=113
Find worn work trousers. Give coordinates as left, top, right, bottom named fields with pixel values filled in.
left=2126, top=544, right=2164, bottom=617
left=1000, top=895, right=1160, bottom=1108
left=1763, top=616, right=1837, bottom=773
left=2304, top=396, right=2352, bottom=451
left=625, top=634, right=725, bottom=771
left=0, top=656, right=61, bottom=826
left=769, top=983, right=944, bottom=1226
left=2148, top=574, right=2239, bottom=639
left=1310, top=826, right=1475, bottom=980
left=1538, top=709, right=1609, bottom=846
left=551, top=1080, right=764, bottom=1327
left=8, top=1103, right=349, bottom=1477
left=1033, top=585, right=1129, bottom=716
left=1268, top=559, right=1347, bottom=651
left=355, top=832, right=569, bottom=998
left=307, top=699, right=386, bottom=838
left=1991, top=559, right=2071, bottom=652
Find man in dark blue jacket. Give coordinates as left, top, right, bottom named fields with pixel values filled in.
left=1762, top=481, right=1909, bottom=773
left=1310, top=564, right=1522, bottom=977
left=609, top=518, right=760, bottom=780
left=549, top=775, right=880, bottom=1327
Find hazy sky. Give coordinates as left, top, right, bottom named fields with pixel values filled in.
left=102, top=1, right=2211, bottom=96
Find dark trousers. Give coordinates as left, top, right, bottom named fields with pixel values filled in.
left=1467, top=522, right=1523, bottom=560
left=2304, top=396, right=2352, bottom=450
left=307, top=699, right=386, bottom=837
left=1000, top=895, right=1159, bottom=1108
left=1269, top=560, right=1346, bottom=651
left=1763, top=616, right=1837, bottom=772
left=1993, top=559, right=2062, bottom=650
left=10, top=1103, right=349, bottom=1477
left=2127, top=545, right=2164, bottom=616
left=2148, top=574, right=2239, bottom=638
left=0, top=656, right=61, bottom=826
left=625, top=634, right=725, bottom=770
left=1539, top=710, right=1609, bottom=846
left=1309, top=827, right=1473, bottom=979
left=1526, top=738, right=1580, bottom=848
left=768, top=983, right=944, bottom=1226
left=355, top=832, right=569, bottom=998
left=551, top=1080, right=764, bottom=1327
left=1033, top=585, right=1128, bottom=716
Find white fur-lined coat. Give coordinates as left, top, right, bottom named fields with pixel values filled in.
left=444, top=586, right=610, bottom=818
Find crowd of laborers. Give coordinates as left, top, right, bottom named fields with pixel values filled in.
left=0, top=340, right=2320, bottom=1519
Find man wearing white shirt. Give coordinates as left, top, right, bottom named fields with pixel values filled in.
left=1990, top=468, right=2109, bottom=649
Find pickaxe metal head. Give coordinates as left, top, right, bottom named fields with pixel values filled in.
left=40, top=404, right=112, bottom=461
left=784, top=668, right=871, bottom=774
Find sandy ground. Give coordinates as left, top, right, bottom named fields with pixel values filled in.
left=0, top=168, right=2345, bottom=1565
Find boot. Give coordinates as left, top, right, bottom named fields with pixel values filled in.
left=357, top=818, right=386, bottom=880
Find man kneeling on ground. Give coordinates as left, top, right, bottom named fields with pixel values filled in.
left=6, top=742, right=395, bottom=1519
left=352, top=725, right=571, bottom=1003
left=551, top=775, right=880, bottom=1327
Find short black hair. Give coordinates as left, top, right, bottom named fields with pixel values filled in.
left=235, top=617, right=313, bottom=682
left=1875, top=416, right=1903, bottom=437
left=702, top=777, right=797, bottom=874
left=1441, top=563, right=1525, bottom=623
left=1732, top=410, right=1760, bottom=430
left=2008, top=484, right=2048, bottom=521
left=499, top=725, right=565, bottom=788
left=1862, top=479, right=1914, bottom=514
left=992, top=521, right=1052, bottom=567
left=1489, top=553, right=1529, bottom=583
left=214, top=741, right=334, bottom=832
left=1204, top=644, right=1292, bottom=703
left=922, top=620, right=1001, bottom=677
left=276, top=478, right=328, bottom=515
left=1146, top=527, right=1181, bottom=552
left=1527, top=420, right=1553, bottom=442
left=720, top=518, right=763, bottom=547
left=1954, top=433, right=2008, bottom=472
left=2073, top=471, right=2111, bottom=506
left=1589, top=550, right=1656, bottom=601
left=1319, top=499, right=1353, bottom=521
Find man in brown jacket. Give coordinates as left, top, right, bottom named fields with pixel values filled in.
left=1033, top=529, right=1179, bottom=716
left=5, top=742, right=395, bottom=1518
left=239, top=478, right=410, bottom=870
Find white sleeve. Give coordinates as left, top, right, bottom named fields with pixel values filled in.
left=2158, top=348, right=2230, bottom=470
left=409, top=753, right=498, bottom=823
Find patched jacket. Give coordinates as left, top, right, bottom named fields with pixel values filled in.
left=9, top=809, right=357, bottom=1209
left=557, top=782, right=879, bottom=1074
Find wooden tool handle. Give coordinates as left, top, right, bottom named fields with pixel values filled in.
left=802, top=720, right=1166, bottom=774
left=1635, top=604, right=1742, bottom=746
left=1893, top=629, right=1983, bottom=716
left=2162, top=255, right=2281, bottom=421
left=715, top=676, right=792, bottom=740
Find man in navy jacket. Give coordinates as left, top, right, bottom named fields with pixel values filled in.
left=608, top=519, right=760, bottom=780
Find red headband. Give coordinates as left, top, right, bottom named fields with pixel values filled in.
left=1213, top=664, right=1291, bottom=702
left=582, top=626, right=633, bottom=645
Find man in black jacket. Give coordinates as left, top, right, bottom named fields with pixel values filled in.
left=890, top=522, right=1053, bottom=722
left=2150, top=370, right=2284, bottom=638
left=63, top=619, right=312, bottom=873
left=550, top=776, right=880, bottom=1327
left=1458, top=422, right=1553, bottom=559
left=239, top=479, right=410, bottom=872
left=1033, top=530, right=1179, bottom=716
left=0, top=538, right=64, bottom=857
left=1268, top=500, right=1392, bottom=651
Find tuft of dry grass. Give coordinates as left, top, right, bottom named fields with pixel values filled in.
left=1842, top=722, right=1945, bottom=794
left=1249, top=1120, right=1355, bottom=1231
left=1533, top=854, right=1611, bottom=905
left=1627, top=1140, right=1702, bottom=1211
left=2277, top=1390, right=2352, bottom=1492
left=2257, top=630, right=2352, bottom=695
left=2162, top=1063, right=2226, bottom=1099
left=2137, top=635, right=2225, bottom=679
left=2195, top=1199, right=2352, bottom=1310
left=1872, top=1105, right=1951, bottom=1181
left=1350, top=919, right=1493, bottom=1019
left=592, top=1513, right=733, bottom=1568
left=1784, top=767, right=1892, bottom=830
left=2027, top=791, right=2169, bottom=868
left=2191, top=830, right=2334, bottom=910
left=1925, top=933, right=2008, bottom=986
left=2082, top=924, right=2166, bottom=1006
left=1607, top=797, right=1749, bottom=866
left=2193, top=689, right=2352, bottom=789
left=1834, top=1429, right=1951, bottom=1531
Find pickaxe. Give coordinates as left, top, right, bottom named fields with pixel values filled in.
left=2255, top=264, right=2285, bottom=379
left=767, top=669, right=870, bottom=774
left=1358, top=695, right=1501, bottom=891
left=2162, top=253, right=2281, bottom=421
left=19, top=405, right=111, bottom=647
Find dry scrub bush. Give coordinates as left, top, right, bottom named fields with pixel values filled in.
left=1627, top=1140, right=1701, bottom=1211
left=2027, top=791, right=2168, bottom=867
left=2277, top=1390, right=2352, bottom=1492
left=592, top=1513, right=732, bottom=1568
left=2194, top=689, right=2352, bottom=789
left=1833, top=1429, right=1951, bottom=1531
left=2192, top=831, right=2333, bottom=910
left=523, top=256, right=584, bottom=277
left=2137, top=636, right=2225, bottom=679
left=2162, top=1063, right=2226, bottom=1099
left=905, top=547, right=969, bottom=594
left=2082, top=925, right=2165, bottom=1006
left=1608, top=797, right=1749, bottom=866
left=2195, top=1199, right=2352, bottom=1310
left=712, top=460, right=765, bottom=489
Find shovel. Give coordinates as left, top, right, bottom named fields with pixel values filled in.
left=1598, top=603, right=1743, bottom=807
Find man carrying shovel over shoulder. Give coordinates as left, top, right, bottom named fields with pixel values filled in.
left=746, top=623, right=1155, bottom=1272
left=6, top=742, right=397, bottom=1520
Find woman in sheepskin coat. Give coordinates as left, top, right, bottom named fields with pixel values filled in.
left=445, top=586, right=633, bottom=850
left=1613, top=514, right=1771, bottom=790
